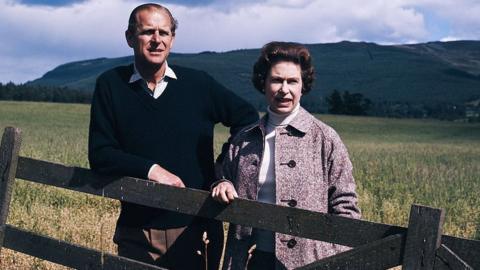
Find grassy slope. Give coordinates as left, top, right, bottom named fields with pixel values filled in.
left=0, top=101, right=479, bottom=269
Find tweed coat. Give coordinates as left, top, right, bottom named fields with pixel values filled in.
left=218, top=107, right=361, bottom=270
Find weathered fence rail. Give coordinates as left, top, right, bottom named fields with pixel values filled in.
left=0, top=127, right=479, bottom=269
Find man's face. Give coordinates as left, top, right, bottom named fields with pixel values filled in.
left=126, top=9, right=175, bottom=69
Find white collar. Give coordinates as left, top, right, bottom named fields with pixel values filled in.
left=267, top=103, right=301, bottom=127
left=129, top=62, right=177, bottom=83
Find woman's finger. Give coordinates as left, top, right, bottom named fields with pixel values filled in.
left=220, top=189, right=230, bottom=203
left=211, top=187, right=219, bottom=199
left=226, top=189, right=236, bottom=201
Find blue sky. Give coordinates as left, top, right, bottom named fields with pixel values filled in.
left=1, top=0, right=479, bottom=83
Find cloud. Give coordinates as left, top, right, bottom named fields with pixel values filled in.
left=0, top=0, right=479, bottom=83
left=17, top=0, right=87, bottom=7
left=0, top=0, right=135, bottom=83
left=1, top=0, right=131, bottom=57
left=171, top=0, right=429, bottom=52
left=402, top=0, right=480, bottom=40
left=440, top=36, right=460, bottom=42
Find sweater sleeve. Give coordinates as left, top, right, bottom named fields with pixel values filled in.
left=88, top=74, right=155, bottom=178
left=326, top=128, right=361, bottom=219
left=207, top=73, right=259, bottom=168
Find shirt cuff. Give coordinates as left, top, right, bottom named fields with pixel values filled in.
left=147, top=164, right=159, bottom=179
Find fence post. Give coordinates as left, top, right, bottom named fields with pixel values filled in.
left=0, top=127, right=22, bottom=255
left=402, top=204, right=445, bottom=270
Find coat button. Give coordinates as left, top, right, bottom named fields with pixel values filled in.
left=288, top=199, right=297, bottom=207
left=287, top=160, right=296, bottom=168
left=287, top=239, right=297, bottom=248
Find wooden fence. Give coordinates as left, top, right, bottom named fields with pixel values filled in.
left=0, top=126, right=479, bottom=269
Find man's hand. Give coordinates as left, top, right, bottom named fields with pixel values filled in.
left=148, top=164, right=185, bottom=188
left=211, top=181, right=238, bottom=204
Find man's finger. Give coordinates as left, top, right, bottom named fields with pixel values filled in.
left=175, top=178, right=185, bottom=188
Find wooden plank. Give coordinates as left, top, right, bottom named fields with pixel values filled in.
left=441, top=235, right=480, bottom=269
left=3, top=225, right=166, bottom=270
left=0, top=127, right=21, bottom=254
left=434, top=244, right=473, bottom=270
left=403, top=204, right=445, bottom=270
left=435, top=258, right=452, bottom=270
left=14, top=157, right=480, bottom=269
left=15, top=156, right=405, bottom=248
left=296, top=234, right=405, bottom=270
left=101, top=253, right=167, bottom=270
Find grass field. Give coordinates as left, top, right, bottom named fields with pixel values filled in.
left=1, top=100, right=479, bottom=269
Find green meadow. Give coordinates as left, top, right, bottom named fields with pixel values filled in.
left=1, top=100, right=479, bottom=269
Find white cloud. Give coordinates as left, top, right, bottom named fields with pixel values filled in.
left=440, top=36, right=460, bottom=42
left=0, top=0, right=479, bottom=83
left=1, top=0, right=133, bottom=56
left=402, top=0, right=480, bottom=40
left=171, top=0, right=429, bottom=52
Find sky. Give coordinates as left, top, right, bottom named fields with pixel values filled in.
left=1, top=0, right=479, bottom=84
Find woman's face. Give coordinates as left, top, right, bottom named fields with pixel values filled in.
left=264, top=61, right=303, bottom=114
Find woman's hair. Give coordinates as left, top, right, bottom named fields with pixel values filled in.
left=252, top=41, right=315, bottom=94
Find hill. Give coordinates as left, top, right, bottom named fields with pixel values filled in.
left=28, top=41, right=480, bottom=109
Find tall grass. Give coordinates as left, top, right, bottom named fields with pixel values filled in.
left=0, top=101, right=479, bottom=269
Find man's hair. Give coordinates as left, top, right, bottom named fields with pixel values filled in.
left=127, top=3, right=178, bottom=36
left=252, top=41, right=315, bottom=94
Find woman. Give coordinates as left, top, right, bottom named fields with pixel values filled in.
left=212, top=42, right=361, bottom=270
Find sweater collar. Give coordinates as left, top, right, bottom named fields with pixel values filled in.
left=243, top=106, right=311, bottom=135
left=129, top=61, right=177, bottom=84
left=266, top=104, right=300, bottom=127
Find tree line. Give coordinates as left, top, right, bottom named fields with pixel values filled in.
left=304, top=90, right=471, bottom=121
left=0, top=82, right=474, bottom=120
left=326, top=90, right=372, bottom=116
left=0, top=82, right=92, bottom=104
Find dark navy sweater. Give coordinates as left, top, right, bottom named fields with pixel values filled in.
left=88, top=64, right=258, bottom=228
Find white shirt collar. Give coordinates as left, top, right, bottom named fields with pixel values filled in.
left=129, top=61, right=177, bottom=83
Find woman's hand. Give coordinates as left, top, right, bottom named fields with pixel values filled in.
left=211, top=181, right=238, bottom=204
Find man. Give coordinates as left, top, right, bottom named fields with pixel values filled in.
left=88, top=3, right=258, bottom=269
